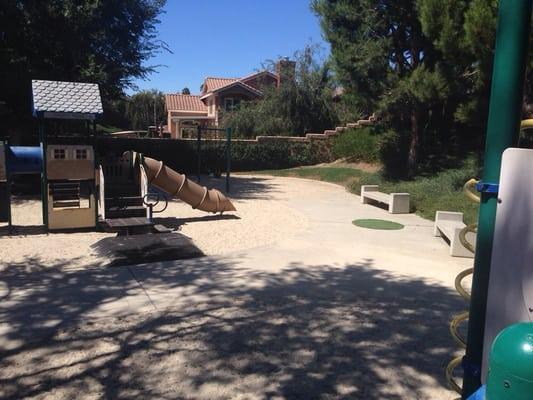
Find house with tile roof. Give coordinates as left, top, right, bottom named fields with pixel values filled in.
left=165, top=59, right=295, bottom=138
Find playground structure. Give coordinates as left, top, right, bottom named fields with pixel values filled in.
left=443, top=1, right=533, bottom=399
left=142, top=156, right=235, bottom=213
left=0, top=80, right=236, bottom=233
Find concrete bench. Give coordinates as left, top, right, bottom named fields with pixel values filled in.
left=360, top=185, right=410, bottom=214
left=434, top=211, right=476, bottom=258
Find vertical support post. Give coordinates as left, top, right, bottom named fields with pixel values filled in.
left=39, top=118, right=48, bottom=229
left=196, top=125, right=201, bottom=182
left=7, top=176, right=12, bottom=233
left=3, top=139, right=13, bottom=233
left=462, top=1, right=532, bottom=398
left=225, top=127, right=232, bottom=193
left=153, top=93, right=157, bottom=129
left=93, top=119, right=98, bottom=229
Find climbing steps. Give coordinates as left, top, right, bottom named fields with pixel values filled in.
left=105, top=195, right=146, bottom=219
left=49, top=182, right=81, bottom=208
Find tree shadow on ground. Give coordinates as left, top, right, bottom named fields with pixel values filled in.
left=0, top=256, right=461, bottom=399
left=191, top=175, right=283, bottom=200
left=0, top=224, right=48, bottom=237
left=91, top=233, right=205, bottom=267
left=152, top=214, right=241, bottom=231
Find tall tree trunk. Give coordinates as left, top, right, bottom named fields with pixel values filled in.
left=407, top=109, right=420, bottom=177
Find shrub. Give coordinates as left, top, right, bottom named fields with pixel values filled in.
left=219, top=45, right=338, bottom=138
left=352, top=154, right=481, bottom=222
left=332, top=127, right=380, bottom=162
left=378, top=130, right=410, bottom=179
left=229, top=141, right=318, bottom=170
left=93, top=136, right=324, bottom=175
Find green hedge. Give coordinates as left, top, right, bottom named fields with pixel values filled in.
left=332, top=126, right=381, bottom=163
left=199, top=140, right=321, bottom=172
left=52, top=137, right=326, bottom=173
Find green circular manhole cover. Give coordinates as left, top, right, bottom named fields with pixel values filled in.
left=352, top=219, right=404, bottom=230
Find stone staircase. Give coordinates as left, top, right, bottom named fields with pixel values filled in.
left=255, top=114, right=377, bottom=144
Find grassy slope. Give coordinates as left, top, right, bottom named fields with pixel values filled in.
left=96, top=124, right=125, bottom=134
left=250, top=164, right=480, bottom=224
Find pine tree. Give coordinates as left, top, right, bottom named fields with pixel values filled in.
left=0, top=1, right=167, bottom=134
left=313, top=0, right=438, bottom=176
left=313, top=0, right=529, bottom=176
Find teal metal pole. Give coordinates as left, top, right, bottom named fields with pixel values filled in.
left=462, top=1, right=532, bottom=398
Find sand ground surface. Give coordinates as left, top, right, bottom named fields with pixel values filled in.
left=0, top=175, right=472, bottom=399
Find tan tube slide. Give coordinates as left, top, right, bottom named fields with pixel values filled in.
left=142, top=156, right=236, bottom=213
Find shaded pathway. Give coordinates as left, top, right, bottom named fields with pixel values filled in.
left=0, top=176, right=469, bottom=399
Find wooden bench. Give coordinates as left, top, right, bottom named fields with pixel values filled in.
left=360, top=185, right=410, bottom=214
left=434, top=211, right=476, bottom=258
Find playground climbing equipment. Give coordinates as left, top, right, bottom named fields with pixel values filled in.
left=142, top=193, right=168, bottom=223
left=443, top=1, right=533, bottom=398
left=142, top=155, right=236, bottom=213
left=1, top=80, right=236, bottom=234
left=448, top=146, right=533, bottom=400
left=445, top=181, right=479, bottom=397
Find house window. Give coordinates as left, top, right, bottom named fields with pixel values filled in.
left=75, top=149, right=88, bottom=160
left=225, top=97, right=234, bottom=111
left=53, top=149, right=65, bottom=159
left=224, top=98, right=241, bottom=111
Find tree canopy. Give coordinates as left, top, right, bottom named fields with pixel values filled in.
left=313, top=0, right=532, bottom=177
left=0, top=0, right=167, bottom=135
left=220, top=45, right=339, bottom=138
left=126, top=89, right=166, bottom=130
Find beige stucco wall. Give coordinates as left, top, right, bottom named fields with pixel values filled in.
left=46, top=145, right=94, bottom=180
left=167, top=111, right=207, bottom=138
left=47, top=191, right=96, bottom=230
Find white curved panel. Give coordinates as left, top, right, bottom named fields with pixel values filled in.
left=483, top=148, right=533, bottom=381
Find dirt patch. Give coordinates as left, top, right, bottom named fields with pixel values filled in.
left=0, top=176, right=309, bottom=270
left=317, top=159, right=381, bottom=173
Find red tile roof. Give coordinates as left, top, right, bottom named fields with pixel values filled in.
left=165, top=94, right=207, bottom=112
left=203, top=77, right=239, bottom=93
left=214, top=80, right=263, bottom=96
left=240, top=70, right=278, bottom=83
left=166, top=71, right=279, bottom=112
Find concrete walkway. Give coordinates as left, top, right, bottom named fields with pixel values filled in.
left=0, top=176, right=471, bottom=399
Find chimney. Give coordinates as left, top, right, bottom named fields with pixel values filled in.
left=276, top=58, right=296, bottom=88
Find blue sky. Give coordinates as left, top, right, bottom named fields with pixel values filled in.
left=132, top=0, right=328, bottom=94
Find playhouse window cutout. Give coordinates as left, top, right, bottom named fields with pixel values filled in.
left=76, top=149, right=88, bottom=160
left=53, top=149, right=66, bottom=160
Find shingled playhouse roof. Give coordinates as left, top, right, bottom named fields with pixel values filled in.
left=32, top=80, right=103, bottom=120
